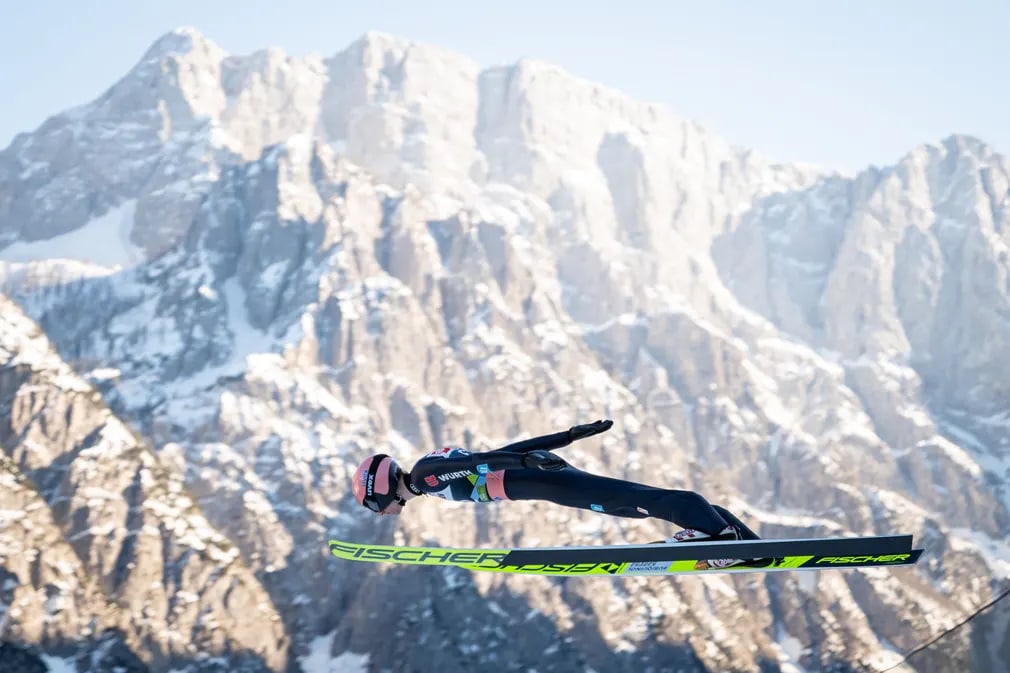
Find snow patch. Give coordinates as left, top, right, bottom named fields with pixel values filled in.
left=773, top=622, right=810, bottom=673
left=532, top=320, right=569, bottom=349
left=162, top=277, right=278, bottom=410
left=40, top=655, right=78, bottom=673
left=918, top=436, right=982, bottom=477
left=948, top=528, right=1010, bottom=577
left=795, top=569, right=819, bottom=594
left=300, top=630, right=370, bottom=673
left=578, top=312, right=646, bottom=334
left=86, top=367, right=121, bottom=381
left=0, top=200, right=142, bottom=269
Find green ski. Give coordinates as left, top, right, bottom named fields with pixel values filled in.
left=329, top=535, right=923, bottom=576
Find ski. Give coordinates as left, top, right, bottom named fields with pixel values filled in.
left=328, top=535, right=922, bottom=576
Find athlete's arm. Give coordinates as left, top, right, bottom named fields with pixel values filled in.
left=496, top=431, right=571, bottom=454
left=496, top=419, right=613, bottom=453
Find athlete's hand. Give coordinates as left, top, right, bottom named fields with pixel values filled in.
left=522, top=450, right=567, bottom=471
left=568, top=419, right=613, bottom=442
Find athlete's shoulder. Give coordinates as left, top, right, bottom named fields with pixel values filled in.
left=419, top=446, right=471, bottom=460
left=410, top=447, right=475, bottom=494
left=410, top=446, right=472, bottom=475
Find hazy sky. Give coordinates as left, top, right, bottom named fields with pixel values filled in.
left=2, top=0, right=1007, bottom=171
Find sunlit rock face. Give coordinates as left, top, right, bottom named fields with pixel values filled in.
left=2, top=28, right=1008, bottom=673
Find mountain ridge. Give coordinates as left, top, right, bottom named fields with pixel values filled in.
left=1, top=27, right=1008, bottom=673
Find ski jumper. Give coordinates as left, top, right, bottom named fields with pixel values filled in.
left=406, top=430, right=758, bottom=539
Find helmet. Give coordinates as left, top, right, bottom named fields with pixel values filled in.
left=352, top=454, right=405, bottom=512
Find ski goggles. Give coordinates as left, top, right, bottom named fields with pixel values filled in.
left=364, top=493, right=407, bottom=512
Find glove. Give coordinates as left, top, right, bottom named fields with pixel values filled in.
left=568, top=419, right=613, bottom=442
left=522, top=450, right=567, bottom=471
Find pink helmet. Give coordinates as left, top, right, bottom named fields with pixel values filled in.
left=352, top=454, right=405, bottom=513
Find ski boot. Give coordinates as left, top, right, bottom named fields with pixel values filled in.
left=655, top=526, right=780, bottom=570
left=652, top=525, right=741, bottom=544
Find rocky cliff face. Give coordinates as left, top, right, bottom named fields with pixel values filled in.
left=0, top=297, right=288, bottom=672
left=1, top=28, right=1008, bottom=673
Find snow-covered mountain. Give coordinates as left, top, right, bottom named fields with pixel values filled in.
left=1, top=27, right=1008, bottom=673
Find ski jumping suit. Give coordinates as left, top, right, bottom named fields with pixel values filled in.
left=406, top=430, right=759, bottom=539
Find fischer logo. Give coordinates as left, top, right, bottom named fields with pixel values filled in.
left=816, top=554, right=911, bottom=565
left=329, top=541, right=506, bottom=566
left=504, top=562, right=625, bottom=575
left=438, top=470, right=472, bottom=481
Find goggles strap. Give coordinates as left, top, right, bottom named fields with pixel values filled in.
left=363, top=454, right=391, bottom=510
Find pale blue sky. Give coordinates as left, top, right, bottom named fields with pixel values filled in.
left=2, top=0, right=1007, bottom=171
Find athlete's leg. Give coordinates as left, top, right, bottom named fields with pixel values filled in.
left=503, top=467, right=730, bottom=536
left=712, top=505, right=761, bottom=540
